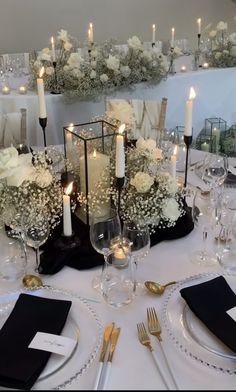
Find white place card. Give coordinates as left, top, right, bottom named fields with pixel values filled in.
left=29, top=332, right=77, bottom=356
left=226, top=306, right=236, bottom=322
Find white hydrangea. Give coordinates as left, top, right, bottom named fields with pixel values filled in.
left=209, top=30, right=217, bottom=38
left=161, top=198, right=181, bottom=222
left=173, top=46, right=182, bottom=56
left=216, top=21, right=228, bottom=31
left=127, top=36, right=143, bottom=51
left=57, top=29, right=69, bottom=42
left=130, top=172, right=154, bottom=193
left=142, top=50, right=152, bottom=62
left=64, top=41, right=73, bottom=51
left=67, top=52, right=81, bottom=68
left=105, top=55, right=120, bottom=72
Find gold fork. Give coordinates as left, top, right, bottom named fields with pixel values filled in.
left=137, top=322, right=171, bottom=390
left=147, top=307, right=178, bottom=390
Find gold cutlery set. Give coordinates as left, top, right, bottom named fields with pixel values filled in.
left=137, top=307, right=178, bottom=390
left=94, top=322, right=120, bottom=390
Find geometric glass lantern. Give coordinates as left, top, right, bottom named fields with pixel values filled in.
left=63, top=119, right=116, bottom=224
left=195, top=117, right=227, bottom=153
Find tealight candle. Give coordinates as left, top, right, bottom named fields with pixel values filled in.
left=180, top=65, right=187, bottom=72
left=203, top=62, right=209, bottom=69
left=2, top=86, right=10, bottom=94
left=18, top=86, right=27, bottom=94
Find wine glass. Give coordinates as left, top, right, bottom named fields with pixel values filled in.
left=202, top=153, right=228, bottom=196
left=122, top=221, right=150, bottom=294
left=22, top=211, right=49, bottom=272
left=190, top=188, right=218, bottom=266
left=89, top=207, right=121, bottom=292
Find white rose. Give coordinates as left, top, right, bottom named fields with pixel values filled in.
left=127, top=36, right=143, bottom=50
left=215, top=52, right=222, bottom=59
left=120, top=65, right=131, bottom=78
left=90, top=70, right=96, bottom=79
left=72, top=68, right=82, bottom=78
left=173, top=46, right=182, bottom=56
left=130, top=172, right=154, bottom=193
left=64, top=41, right=73, bottom=51
left=7, top=165, right=36, bottom=187
left=91, top=49, right=98, bottom=58
left=209, top=30, right=217, bottom=38
left=142, top=50, right=152, bottom=62
left=161, top=198, right=181, bottom=222
left=229, top=33, right=236, bottom=45
left=0, top=149, right=35, bottom=187
left=0, top=146, right=19, bottom=176
left=105, top=55, right=120, bottom=72
left=45, top=66, right=54, bottom=76
left=38, top=50, right=51, bottom=62
left=100, top=73, right=109, bottom=83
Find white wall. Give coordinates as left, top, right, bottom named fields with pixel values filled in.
left=0, top=0, right=236, bottom=53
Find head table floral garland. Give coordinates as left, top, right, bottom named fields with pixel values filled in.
left=29, top=29, right=169, bottom=101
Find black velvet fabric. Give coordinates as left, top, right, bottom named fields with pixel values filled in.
left=0, top=293, right=71, bottom=390
left=180, top=276, right=236, bottom=353
left=39, top=204, right=194, bottom=275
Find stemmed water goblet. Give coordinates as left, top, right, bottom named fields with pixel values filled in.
left=21, top=210, right=50, bottom=273
left=202, top=153, right=228, bottom=197
left=122, top=221, right=150, bottom=294
left=89, top=207, right=122, bottom=292
left=190, top=188, right=218, bottom=266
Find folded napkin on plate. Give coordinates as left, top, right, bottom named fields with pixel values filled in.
left=180, top=276, right=236, bottom=352
left=0, top=293, right=72, bottom=390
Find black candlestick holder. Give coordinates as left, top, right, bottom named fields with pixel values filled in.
left=184, top=135, right=192, bottom=188
left=151, top=42, right=155, bottom=48
left=197, top=33, right=201, bottom=50
left=168, top=47, right=176, bottom=75
left=39, top=117, right=47, bottom=147
left=54, top=230, right=81, bottom=251
left=51, top=61, right=61, bottom=94
left=116, top=177, right=125, bottom=218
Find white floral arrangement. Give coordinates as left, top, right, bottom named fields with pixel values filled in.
left=29, top=30, right=168, bottom=101
left=79, top=137, right=185, bottom=232
left=205, top=21, right=236, bottom=67
left=0, top=146, right=63, bottom=231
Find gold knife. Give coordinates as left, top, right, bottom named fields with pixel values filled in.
left=93, top=322, right=115, bottom=389
left=101, top=327, right=121, bottom=390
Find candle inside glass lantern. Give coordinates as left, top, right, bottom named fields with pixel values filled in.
left=180, top=65, right=187, bottom=72
left=2, top=86, right=10, bottom=94
left=203, top=62, right=209, bottom=69
left=18, top=86, right=27, bottom=94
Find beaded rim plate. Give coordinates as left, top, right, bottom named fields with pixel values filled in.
left=0, top=286, right=103, bottom=389
left=161, top=272, right=236, bottom=375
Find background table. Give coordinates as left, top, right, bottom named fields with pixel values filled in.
left=0, top=67, right=236, bottom=147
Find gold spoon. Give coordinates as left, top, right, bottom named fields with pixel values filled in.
left=145, top=280, right=177, bottom=295
left=22, top=274, right=44, bottom=289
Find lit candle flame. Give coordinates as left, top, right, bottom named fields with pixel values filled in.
left=189, top=87, right=196, bottom=100
left=68, top=123, right=74, bottom=132
left=39, top=66, right=45, bottom=78
left=93, top=149, right=97, bottom=158
left=118, top=123, right=125, bottom=134
left=51, top=36, right=54, bottom=45
left=152, top=24, right=155, bottom=30
left=89, top=22, right=93, bottom=29
left=65, top=181, right=73, bottom=195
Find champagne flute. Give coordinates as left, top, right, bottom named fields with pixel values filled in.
left=202, top=153, right=228, bottom=196
left=122, top=221, right=150, bottom=294
left=89, top=207, right=121, bottom=292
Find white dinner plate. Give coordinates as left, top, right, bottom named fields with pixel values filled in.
left=0, top=286, right=103, bottom=390
left=161, top=272, right=236, bottom=374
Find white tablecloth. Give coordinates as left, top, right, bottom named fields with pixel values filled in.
left=0, top=153, right=236, bottom=390
left=0, top=67, right=236, bottom=148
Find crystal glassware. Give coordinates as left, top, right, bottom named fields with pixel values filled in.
left=122, top=221, right=150, bottom=293
left=89, top=207, right=121, bottom=292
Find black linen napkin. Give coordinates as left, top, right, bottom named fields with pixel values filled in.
left=0, top=293, right=72, bottom=390
left=180, top=276, right=236, bottom=352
